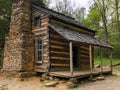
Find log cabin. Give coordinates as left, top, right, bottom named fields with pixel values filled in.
left=2, top=0, right=113, bottom=79
left=31, top=3, right=113, bottom=78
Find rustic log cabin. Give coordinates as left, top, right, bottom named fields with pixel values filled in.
left=2, top=0, right=113, bottom=79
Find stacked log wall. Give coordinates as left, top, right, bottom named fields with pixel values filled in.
left=32, top=8, right=50, bottom=72
left=79, top=45, right=93, bottom=70
left=49, top=29, right=70, bottom=71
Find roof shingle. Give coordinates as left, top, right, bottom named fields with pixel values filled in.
left=49, top=24, right=112, bottom=49
left=31, top=3, right=96, bottom=33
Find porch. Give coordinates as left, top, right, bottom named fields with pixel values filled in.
left=49, top=68, right=111, bottom=78
left=49, top=44, right=112, bottom=78
left=48, top=24, right=113, bottom=79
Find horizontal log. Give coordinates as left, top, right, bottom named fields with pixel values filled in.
left=33, top=26, right=48, bottom=31
left=50, top=32, right=65, bottom=39
left=51, top=57, right=70, bottom=60
left=51, top=53, right=69, bottom=58
left=50, top=36, right=65, bottom=41
left=41, top=18, right=49, bottom=23
left=80, top=52, right=89, bottom=56
left=80, top=50, right=89, bottom=53
left=50, top=40, right=69, bottom=46
left=51, top=64, right=70, bottom=67
left=80, top=50, right=89, bottom=55
left=43, top=54, right=48, bottom=57
left=50, top=47, right=69, bottom=52
left=51, top=51, right=69, bottom=55
left=41, top=22, right=48, bottom=26
left=41, top=15, right=49, bottom=19
left=40, top=27, right=48, bottom=31
left=51, top=59, right=69, bottom=64
left=35, top=65, right=47, bottom=70
left=43, top=42, right=48, bottom=45
left=34, top=31, right=48, bottom=35
left=50, top=43, right=69, bottom=48
left=80, top=60, right=90, bottom=62
left=112, top=63, right=120, bottom=67
left=80, top=57, right=90, bottom=61
left=80, top=46, right=89, bottom=50
left=50, top=45, right=65, bottom=49
left=43, top=60, right=49, bottom=63
left=80, top=54, right=89, bottom=57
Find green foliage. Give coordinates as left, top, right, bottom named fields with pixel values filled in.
left=94, top=57, right=120, bottom=70
left=0, top=0, right=11, bottom=49
left=94, top=57, right=120, bottom=66
left=74, top=7, right=86, bottom=23
left=32, top=0, right=50, bottom=7
left=32, top=0, right=46, bottom=7
left=84, top=0, right=120, bottom=58
left=83, top=4, right=101, bottom=30
left=39, top=77, right=46, bottom=82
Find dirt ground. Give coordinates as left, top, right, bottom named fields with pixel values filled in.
left=0, top=70, right=120, bottom=90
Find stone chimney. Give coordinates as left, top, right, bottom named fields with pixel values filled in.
left=2, top=0, right=34, bottom=75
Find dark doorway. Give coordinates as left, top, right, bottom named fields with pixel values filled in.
left=72, top=45, right=79, bottom=68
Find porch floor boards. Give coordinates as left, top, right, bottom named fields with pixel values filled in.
left=49, top=68, right=111, bottom=78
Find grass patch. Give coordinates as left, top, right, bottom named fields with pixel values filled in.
left=94, top=57, right=120, bottom=70
left=94, top=58, right=120, bottom=65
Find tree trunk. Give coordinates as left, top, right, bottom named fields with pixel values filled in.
left=115, top=0, right=120, bottom=45
left=101, top=0, right=108, bottom=43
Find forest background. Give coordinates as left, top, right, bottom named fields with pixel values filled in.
left=0, top=0, right=120, bottom=64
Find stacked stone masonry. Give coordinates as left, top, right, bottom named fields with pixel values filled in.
left=3, top=0, right=34, bottom=73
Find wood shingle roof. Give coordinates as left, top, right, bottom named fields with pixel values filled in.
left=49, top=24, right=112, bottom=49
left=31, top=3, right=96, bottom=33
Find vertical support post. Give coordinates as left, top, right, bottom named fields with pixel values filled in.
left=70, top=42, right=73, bottom=76
left=110, top=49, right=113, bottom=73
left=48, top=30, right=51, bottom=73
left=89, top=45, right=93, bottom=78
left=100, top=47, right=103, bottom=75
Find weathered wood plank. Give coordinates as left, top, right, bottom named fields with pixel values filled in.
left=51, top=47, right=69, bottom=52
left=80, top=57, right=89, bottom=60
left=34, top=31, right=48, bottom=35
left=80, top=50, right=89, bottom=55
left=80, top=60, right=90, bottom=62
left=43, top=60, right=49, bottom=63
left=81, top=46, right=89, bottom=50
left=51, top=64, right=70, bottom=67
left=80, top=54, right=90, bottom=58
left=50, top=36, right=65, bottom=40
left=41, top=18, right=49, bottom=23
left=50, top=40, right=69, bottom=46
left=51, top=45, right=65, bottom=49
left=51, top=60, right=69, bottom=64
left=35, top=65, right=47, bottom=70
left=51, top=57, right=69, bottom=60
left=51, top=51, right=69, bottom=55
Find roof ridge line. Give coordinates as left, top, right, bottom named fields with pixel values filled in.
left=31, top=3, right=75, bottom=20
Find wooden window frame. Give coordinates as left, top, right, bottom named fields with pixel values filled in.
left=35, top=36, right=43, bottom=63
left=34, top=16, right=41, bottom=28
